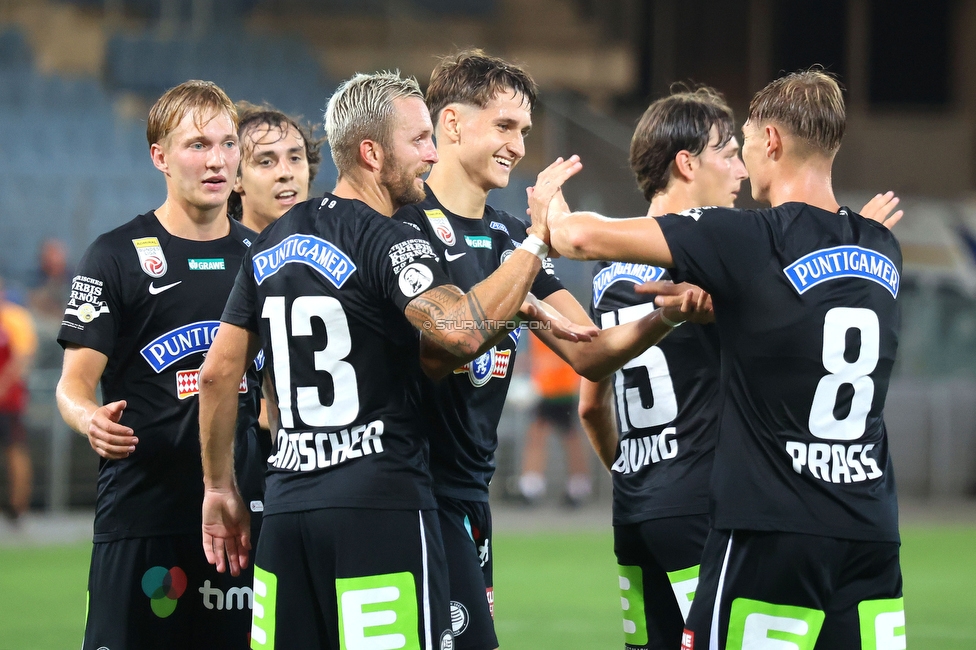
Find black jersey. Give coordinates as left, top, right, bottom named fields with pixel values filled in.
left=394, top=186, right=564, bottom=501
left=589, top=262, right=720, bottom=525
left=57, top=212, right=261, bottom=543
left=657, top=203, right=902, bottom=542
left=221, top=194, right=453, bottom=514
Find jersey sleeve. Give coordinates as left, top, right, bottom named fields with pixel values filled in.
left=366, top=217, right=453, bottom=313
left=221, top=247, right=261, bottom=333
left=655, top=207, right=771, bottom=297
left=57, top=237, right=124, bottom=357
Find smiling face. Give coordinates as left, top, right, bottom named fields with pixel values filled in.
left=235, top=123, right=310, bottom=231
left=154, top=108, right=239, bottom=212
left=454, top=89, right=531, bottom=192
left=381, top=96, right=439, bottom=210
left=691, top=124, right=749, bottom=208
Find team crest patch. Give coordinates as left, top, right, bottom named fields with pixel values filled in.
left=425, top=209, right=456, bottom=246
left=450, top=601, right=469, bottom=635
left=176, top=365, right=247, bottom=399
left=132, top=237, right=168, bottom=278
left=454, top=348, right=511, bottom=387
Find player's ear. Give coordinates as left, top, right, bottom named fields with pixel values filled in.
left=149, top=141, right=168, bottom=174
left=673, top=150, right=696, bottom=182
left=233, top=175, right=245, bottom=194
left=359, top=139, right=383, bottom=174
left=765, top=124, right=782, bottom=161
left=439, top=105, right=461, bottom=144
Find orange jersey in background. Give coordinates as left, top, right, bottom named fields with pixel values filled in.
left=529, top=333, right=579, bottom=399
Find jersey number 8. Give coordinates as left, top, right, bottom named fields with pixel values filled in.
left=262, top=295, right=359, bottom=429
left=808, top=307, right=879, bottom=441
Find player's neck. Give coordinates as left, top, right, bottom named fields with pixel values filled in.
left=767, top=160, right=840, bottom=213
left=647, top=187, right=699, bottom=217
left=155, top=198, right=230, bottom=241
left=333, top=174, right=395, bottom=217
left=425, top=163, right=488, bottom=219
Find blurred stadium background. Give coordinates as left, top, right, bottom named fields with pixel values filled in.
left=0, top=0, right=973, bottom=647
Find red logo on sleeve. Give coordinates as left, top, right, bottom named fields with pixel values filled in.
left=681, top=629, right=694, bottom=650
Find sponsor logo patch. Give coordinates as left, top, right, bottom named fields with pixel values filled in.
left=489, top=220, right=510, bottom=235
left=464, top=235, right=492, bottom=249
left=187, top=258, right=225, bottom=271
left=454, top=348, right=511, bottom=387
left=425, top=208, right=456, bottom=246
left=142, top=566, right=187, bottom=618
left=132, top=237, right=168, bottom=278
left=64, top=275, right=110, bottom=327
left=389, top=238, right=438, bottom=273
left=252, top=234, right=356, bottom=287
left=681, top=629, right=694, bottom=650
left=450, top=601, right=469, bottom=635
left=176, top=366, right=248, bottom=399
left=140, top=320, right=221, bottom=373
left=592, top=263, right=666, bottom=307
left=784, top=245, right=899, bottom=298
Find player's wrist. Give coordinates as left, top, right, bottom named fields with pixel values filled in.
left=519, top=234, right=550, bottom=262
left=659, top=309, right=684, bottom=328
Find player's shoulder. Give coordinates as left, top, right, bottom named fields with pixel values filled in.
left=483, top=205, right=528, bottom=239
left=87, top=211, right=157, bottom=250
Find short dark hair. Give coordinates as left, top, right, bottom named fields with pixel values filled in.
left=426, top=49, right=538, bottom=125
left=748, top=68, right=845, bottom=155
left=630, top=84, right=735, bottom=202
left=228, top=101, right=324, bottom=221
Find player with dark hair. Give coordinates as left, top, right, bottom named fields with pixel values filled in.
left=55, top=80, right=263, bottom=649
left=396, top=49, right=710, bottom=650
left=227, top=101, right=323, bottom=232
left=197, top=70, right=583, bottom=649
left=579, top=85, right=742, bottom=650
left=536, top=69, right=906, bottom=650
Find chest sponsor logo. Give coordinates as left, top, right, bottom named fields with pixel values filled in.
left=176, top=365, right=248, bottom=399
left=187, top=258, right=225, bottom=271
left=592, top=263, right=666, bottom=308
left=425, top=209, right=456, bottom=246
left=252, top=234, right=356, bottom=288
left=389, top=238, right=437, bottom=273
left=464, top=235, right=492, bottom=250
left=612, top=427, right=678, bottom=474
left=64, top=275, right=110, bottom=325
left=454, top=347, right=511, bottom=387
left=269, top=419, right=385, bottom=471
left=784, top=245, right=899, bottom=298
left=140, top=320, right=221, bottom=373
left=132, top=237, right=168, bottom=278
left=489, top=220, right=510, bottom=235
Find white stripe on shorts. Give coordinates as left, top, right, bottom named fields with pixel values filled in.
left=709, top=533, right=734, bottom=650
left=419, top=510, right=432, bottom=650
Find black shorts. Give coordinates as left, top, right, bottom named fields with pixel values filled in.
left=83, top=533, right=253, bottom=650
left=614, top=514, right=710, bottom=650
left=0, top=412, right=26, bottom=446
left=535, top=397, right=576, bottom=432
left=683, top=529, right=905, bottom=650
left=437, top=496, right=496, bottom=650
left=251, top=508, right=453, bottom=650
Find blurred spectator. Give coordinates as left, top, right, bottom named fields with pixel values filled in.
left=0, top=277, right=38, bottom=521
left=517, top=332, right=593, bottom=507
left=28, top=239, right=71, bottom=370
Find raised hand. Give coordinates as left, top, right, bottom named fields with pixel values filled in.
left=519, top=294, right=600, bottom=343
left=526, top=155, right=582, bottom=243
left=859, top=191, right=903, bottom=230
left=636, top=280, right=715, bottom=325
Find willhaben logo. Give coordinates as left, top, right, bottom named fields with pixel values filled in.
left=592, top=263, right=666, bottom=307
left=783, top=245, right=899, bottom=298
left=140, top=320, right=222, bottom=373
left=252, top=234, right=356, bottom=287
left=142, top=566, right=187, bottom=618
left=188, top=258, right=225, bottom=271
left=464, top=235, right=492, bottom=250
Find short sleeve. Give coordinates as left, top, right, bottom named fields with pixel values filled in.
left=57, top=238, right=124, bottom=357
left=656, top=207, right=772, bottom=298
left=368, top=218, right=453, bottom=313
left=221, top=248, right=261, bottom=333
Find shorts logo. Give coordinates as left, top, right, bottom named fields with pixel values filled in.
left=440, top=629, right=455, bottom=650
left=187, top=258, right=225, bottom=271
left=252, top=234, right=357, bottom=288
left=453, top=348, right=511, bottom=387
left=252, top=566, right=277, bottom=649
left=176, top=365, right=247, bottom=399
left=486, top=587, right=494, bottom=619
left=398, top=263, right=434, bottom=298
left=680, top=629, right=694, bottom=650
left=336, top=571, right=419, bottom=650
left=425, top=209, right=456, bottom=246
left=450, top=601, right=469, bottom=635
left=141, top=566, right=187, bottom=618
left=132, top=237, right=168, bottom=278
